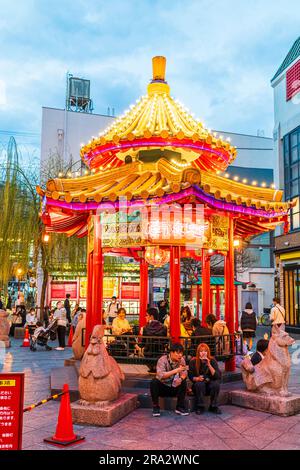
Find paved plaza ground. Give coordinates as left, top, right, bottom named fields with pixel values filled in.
left=1, top=328, right=300, bottom=451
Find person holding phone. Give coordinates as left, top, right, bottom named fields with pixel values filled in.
left=150, top=343, right=189, bottom=417
left=188, top=343, right=222, bottom=415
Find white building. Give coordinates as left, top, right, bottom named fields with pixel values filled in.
left=41, top=107, right=114, bottom=172
left=271, top=36, right=300, bottom=330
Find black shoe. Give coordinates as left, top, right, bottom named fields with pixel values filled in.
left=209, top=406, right=222, bottom=415
left=45, top=346, right=52, bottom=351
left=152, top=407, right=160, bottom=417
left=195, top=407, right=205, bottom=415
left=175, top=407, right=189, bottom=416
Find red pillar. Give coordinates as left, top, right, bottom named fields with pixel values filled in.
left=170, top=246, right=181, bottom=341
left=224, top=217, right=236, bottom=371
left=139, top=253, right=149, bottom=329
left=210, top=288, right=214, bottom=316
left=202, top=249, right=211, bottom=321
left=196, top=284, right=200, bottom=319
left=85, top=215, right=103, bottom=349
left=235, top=285, right=239, bottom=331
left=216, top=285, right=221, bottom=320
left=85, top=249, right=93, bottom=349
left=92, top=215, right=104, bottom=327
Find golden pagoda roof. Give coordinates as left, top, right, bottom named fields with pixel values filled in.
left=38, top=158, right=291, bottom=214
left=80, top=57, right=237, bottom=172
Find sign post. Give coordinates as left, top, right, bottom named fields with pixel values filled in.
left=0, top=373, right=24, bottom=451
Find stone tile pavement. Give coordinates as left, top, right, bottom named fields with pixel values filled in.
left=1, top=331, right=300, bottom=451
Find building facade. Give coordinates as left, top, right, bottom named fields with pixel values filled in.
left=272, top=36, right=300, bottom=330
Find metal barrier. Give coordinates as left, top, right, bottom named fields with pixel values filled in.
left=23, top=390, right=66, bottom=413
left=81, top=328, right=244, bottom=364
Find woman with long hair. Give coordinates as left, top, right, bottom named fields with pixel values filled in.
left=188, top=343, right=222, bottom=415
left=181, top=305, right=193, bottom=335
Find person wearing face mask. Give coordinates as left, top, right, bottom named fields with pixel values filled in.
left=188, top=343, right=222, bottom=415
left=53, top=300, right=67, bottom=350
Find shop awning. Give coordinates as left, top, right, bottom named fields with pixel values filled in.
left=190, top=276, right=244, bottom=286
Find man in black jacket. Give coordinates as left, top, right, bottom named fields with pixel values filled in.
left=137, top=307, right=167, bottom=372
left=64, top=293, right=71, bottom=324
left=190, top=318, right=215, bottom=355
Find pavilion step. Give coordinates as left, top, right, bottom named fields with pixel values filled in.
left=122, top=387, right=232, bottom=410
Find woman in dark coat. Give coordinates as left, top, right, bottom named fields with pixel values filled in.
left=188, top=343, right=222, bottom=415
left=240, top=302, right=257, bottom=351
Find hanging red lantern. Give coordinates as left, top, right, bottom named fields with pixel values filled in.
left=145, top=246, right=170, bottom=267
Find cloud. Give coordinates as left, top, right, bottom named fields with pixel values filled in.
left=0, top=0, right=300, bottom=151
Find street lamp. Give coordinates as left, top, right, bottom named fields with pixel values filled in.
left=43, top=233, right=50, bottom=243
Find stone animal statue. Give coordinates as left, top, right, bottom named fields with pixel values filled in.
left=79, top=324, right=125, bottom=404
left=241, top=324, right=295, bottom=397
left=0, top=310, right=10, bottom=347
left=72, top=313, right=86, bottom=360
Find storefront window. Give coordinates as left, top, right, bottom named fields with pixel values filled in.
left=284, top=266, right=300, bottom=327
left=284, top=128, right=300, bottom=231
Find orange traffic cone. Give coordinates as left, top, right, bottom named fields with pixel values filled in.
left=21, top=326, right=30, bottom=347
left=44, top=384, right=85, bottom=447
left=67, top=326, right=73, bottom=347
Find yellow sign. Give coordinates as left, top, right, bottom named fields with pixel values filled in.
left=280, top=251, right=300, bottom=261
left=204, top=215, right=229, bottom=251
left=88, top=216, right=94, bottom=253
left=0, top=380, right=16, bottom=386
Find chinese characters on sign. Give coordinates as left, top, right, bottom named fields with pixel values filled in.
left=0, top=374, right=24, bottom=450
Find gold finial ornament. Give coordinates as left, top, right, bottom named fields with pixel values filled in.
left=152, top=56, right=166, bottom=81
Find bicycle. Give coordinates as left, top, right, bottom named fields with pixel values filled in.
left=259, top=313, right=272, bottom=327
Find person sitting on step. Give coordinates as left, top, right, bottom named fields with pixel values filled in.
left=188, top=343, right=222, bottom=415
left=150, top=342, right=189, bottom=417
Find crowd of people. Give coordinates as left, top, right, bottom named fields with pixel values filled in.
left=1, top=290, right=284, bottom=418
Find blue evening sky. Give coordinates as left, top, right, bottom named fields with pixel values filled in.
left=0, top=0, right=300, bottom=157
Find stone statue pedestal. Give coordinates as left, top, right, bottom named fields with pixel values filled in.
left=230, top=390, right=300, bottom=416
left=71, top=393, right=138, bottom=426
left=0, top=338, right=10, bottom=348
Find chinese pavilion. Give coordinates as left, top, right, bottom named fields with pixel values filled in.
left=38, top=57, right=292, bottom=370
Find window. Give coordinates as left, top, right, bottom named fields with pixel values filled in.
left=286, top=59, right=300, bottom=101
left=292, top=197, right=300, bottom=230
left=283, top=128, right=300, bottom=230
left=284, top=266, right=300, bottom=326
left=245, top=248, right=272, bottom=268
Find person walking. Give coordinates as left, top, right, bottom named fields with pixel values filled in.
left=64, top=293, right=72, bottom=324
left=53, top=301, right=67, bottom=350
left=188, top=343, right=222, bottom=415
left=270, top=297, right=285, bottom=330
left=240, top=302, right=258, bottom=352
left=105, top=296, right=119, bottom=325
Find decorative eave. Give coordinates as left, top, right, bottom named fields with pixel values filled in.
left=37, top=158, right=291, bottom=215
left=80, top=57, right=237, bottom=173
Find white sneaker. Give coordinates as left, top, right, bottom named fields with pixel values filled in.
left=55, top=347, right=64, bottom=351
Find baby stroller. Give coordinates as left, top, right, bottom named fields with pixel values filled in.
left=30, top=318, right=58, bottom=351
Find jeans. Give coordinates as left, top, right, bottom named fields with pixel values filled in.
left=150, top=378, right=187, bottom=409
left=192, top=380, right=220, bottom=408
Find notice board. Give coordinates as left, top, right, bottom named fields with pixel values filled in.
left=0, top=373, right=24, bottom=450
